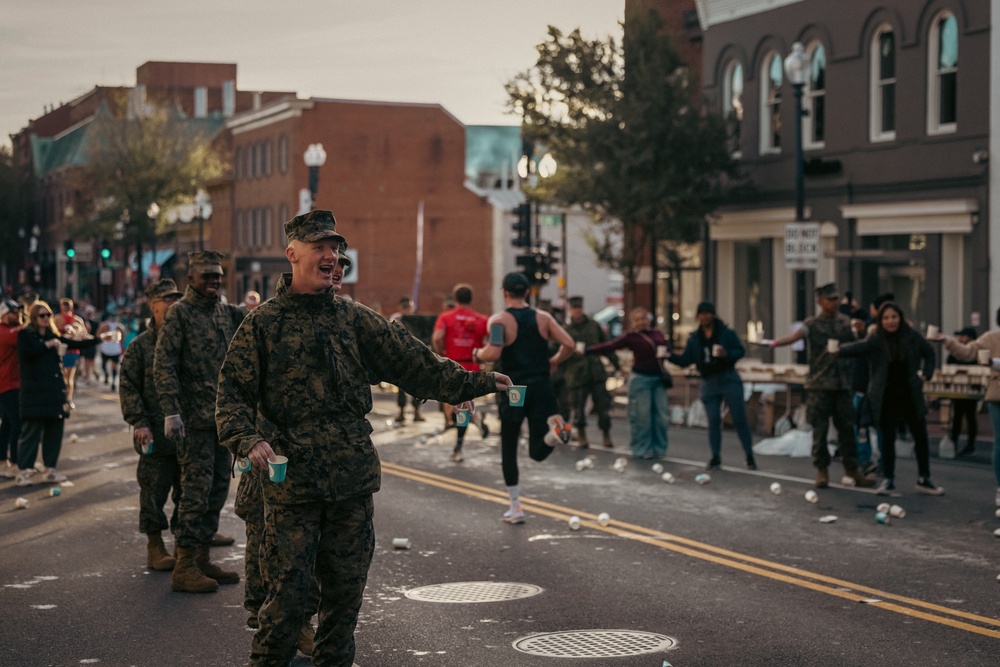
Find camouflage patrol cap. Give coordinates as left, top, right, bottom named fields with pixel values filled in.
left=188, top=250, right=225, bottom=275
left=815, top=283, right=839, bottom=299
left=145, top=278, right=183, bottom=300
left=338, top=251, right=352, bottom=268
left=284, top=210, right=346, bottom=245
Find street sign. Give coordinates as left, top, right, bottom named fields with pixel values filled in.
left=784, top=223, right=821, bottom=270
left=99, top=268, right=113, bottom=285
left=73, top=242, right=94, bottom=263
left=539, top=213, right=563, bottom=227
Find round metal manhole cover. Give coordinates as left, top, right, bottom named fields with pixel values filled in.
left=404, top=581, right=543, bottom=603
left=512, top=630, right=677, bottom=658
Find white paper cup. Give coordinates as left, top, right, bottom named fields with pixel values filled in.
left=568, top=516, right=581, bottom=530
left=656, top=345, right=668, bottom=359
left=877, top=503, right=891, bottom=514
left=597, top=512, right=611, bottom=526
left=804, top=490, right=819, bottom=503
left=575, top=341, right=586, bottom=353
left=926, top=325, right=939, bottom=338
left=267, top=455, right=288, bottom=483
left=769, top=482, right=782, bottom=495
left=660, top=472, right=675, bottom=483
left=712, top=344, right=724, bottom=358
left=392, top=538, right=411, bottom=549
left=651, top=463, right=664, bottom=474
left=826, top=339, right=840, bottom=353
left=977, top=349, right=991, bottom=365
left=889, top=504, right=906, bottom=519
left=15, top=497, right=28, bottom=509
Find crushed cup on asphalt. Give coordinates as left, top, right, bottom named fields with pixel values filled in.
left=455, top=409, right=471, bottom=427
left=661, top=472, right=675, bottom=484
left=840, top=475, right=856, bottom=487
left=819, top=515, right=837, bottom=523
left=889, top=504, right=906, bottom=519
left=875, top=512, right=890, bottom=525
left=507, top=385, right=527, bottom=407
left=597, top=512, right=611, bottom=526
left=268, top=455, right=288, bottom=483
left=614, top=457, right=628, bottom=469
left=695, top=473, right=711, bottom=485
left=995, top=509, right=1000, bottom=520
left=770, top=482, right=782, bottom=495
left=568, top=516, right=581, bottom=530
left=49, top=488, right=61, bottom=497
left=877, top=502, right=891, bottom=514
left=236, top=457, right=252, bottom=473
left=15, top=497, right=28, bottom=509
left=69, top=433, right=78, bottom=443
left=651, top=463, right=664, bottom=474
left=392, top=538, right=411, bottom=549
left=575, top=460, right=589, bottom=472
left=804, top=490, right=819, bottom=503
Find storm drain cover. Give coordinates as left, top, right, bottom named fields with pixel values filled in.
left=512, top=630, right=677, bottom=658
left=404, top=581, right=543, bottom=603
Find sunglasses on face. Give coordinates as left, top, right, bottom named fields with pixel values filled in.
left=38, top=312, right=52, bottom=318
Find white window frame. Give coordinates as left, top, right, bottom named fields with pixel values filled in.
left=759, top=52, right=782, bottom=155
left=870, top=25, right=896, bottom=143
left=723, top=60, right=744, bottom=158
left=927, top=11, right=958, bottom=135
left=804, top=42, right=826, bottom=150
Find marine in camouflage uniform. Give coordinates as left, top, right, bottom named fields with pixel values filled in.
left=770, top=283, right=875, bottom=488
left=154, top=250, right=246, bottom=593
left=217, top=211, right=505, bottom=667
left=119, top=279, right=183, bottom=571
left=562, top=296, right=619, bottom=447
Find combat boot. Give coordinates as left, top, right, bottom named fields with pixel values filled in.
left=395, top=409, right=406, bottom=423
left=602, top=430, right=614, bottom=448
left=413, top=406, right=426, bottom=422
left=844, top=466, right=877, bottom=488
left=171, top=547, right=219, bottom=593
left=146, top=532, right=176, bottom=571
left=195, top=545, right=240, bottom=584
left=815, top=467, right=829, bottom=488
left=576, top=427, right=589, bottom=448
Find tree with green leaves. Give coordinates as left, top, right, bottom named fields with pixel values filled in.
left=506, top=11, right=738, bottom=308
left=80, top=95, right=225, bottom=285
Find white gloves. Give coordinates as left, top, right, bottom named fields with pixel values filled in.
left=164, top=414, right=185, bottom=441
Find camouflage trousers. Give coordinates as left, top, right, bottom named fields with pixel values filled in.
left=805, top=389, right=859, bottom=470
left=569, top=379, right=612, bottom=433
left=235, top=472, right=320, bottom=629
left=136, top=445, right=181, bottom=534
left=250, top=494, right=375, bottom=667
left=174, top=428, right=231, bottom=548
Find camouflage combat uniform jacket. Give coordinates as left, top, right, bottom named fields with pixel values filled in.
left=216, top=273, right=496, bottom=504
left=801, top=312, right=856, bottom=390
left=154, top=287, right=245, bottom=430
left=563, top=316, right=617, bottom=389
left=119, top=322, right=174, bottom=454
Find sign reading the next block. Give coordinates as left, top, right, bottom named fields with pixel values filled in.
left=784, top=223, right=821, bottom=270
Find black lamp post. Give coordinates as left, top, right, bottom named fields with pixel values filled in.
left=304, top=143, right=327, bottom=208
left=784, top=41, right=811, bottom=331
left=193, top=190, right=212, bottom=251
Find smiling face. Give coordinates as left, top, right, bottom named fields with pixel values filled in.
left=188, top=269, right=223, bottom=298
left=286, top=239, right=340, bottom=294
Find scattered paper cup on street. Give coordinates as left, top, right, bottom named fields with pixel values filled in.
left=575, top=460, right=588, bottom=472
left=804, top=490, right=819, bottom=504
left=995, top=508, right=1000, bottom=520
left=994, top=528, right=1000, bottom=538
left=49, top=487, right=61, bottom=497
left=597, top=512, right=611, bottom=526
left=877, top=502, right=891, bottom=514
left=568, top=516, right=581, bottom=530
left=651, top=463, right=664, bottom=474
left=392, top=538, right=411, bottom=550
left=267, top=455, right=288, bottom=483
left=418, top=435, right=428, bottom=444
left=978, top=349, right=991, bottom=365
left=583, top=457, right=595, bottom=470
left=15, top=497, right=28, bottom=509
left=660, top=472, right=675, bottom=484
left=819, top=515, right=837, bottom=523
left=236, top=457, right=252, bottom=473
left=875, top=512, right=890, bottom=525
left=889, top=504, right=906, bottom=519
left=695, top=473, right=711, bottom=486
left=507, top=385, right=527, bottom=407
left=69, top=433, right=78, bottom=443
left=840, top=475, right=856, bottom=487
left=614, top=457, right=628, bottom=468
left=769, top=482, right=782, bottom=495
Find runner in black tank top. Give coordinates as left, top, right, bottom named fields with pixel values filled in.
left=471, top=272, right=576, bottom=524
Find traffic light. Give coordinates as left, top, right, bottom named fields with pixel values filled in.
left=515, top=253, right=537, bottom=283
left=511, top=203, right=531, bottom=248
left=100, top=242, right=111, bottom=262
left=63, top=239, right=76, bottom=259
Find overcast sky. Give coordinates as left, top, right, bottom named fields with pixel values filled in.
left=1, top=0, right=624, bottom=146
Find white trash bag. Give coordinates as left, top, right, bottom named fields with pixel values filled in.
left=686, top=399, right=708, bottom=428
left=937, top=434, right=955, bottom=460
left=752, top=428, right=814, bottom=457
left=670, top=405, right=687, bottom=425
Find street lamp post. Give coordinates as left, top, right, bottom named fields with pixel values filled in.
left=193, top=190, right=212, bottom=251
left=784, top=42, right=811, bottom=334
left=146, top=202, right=160, bottom=284
left=304, top=143, right=327, bottom=208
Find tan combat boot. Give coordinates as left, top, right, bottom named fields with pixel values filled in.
left=195, top=545, right=240, bottom=584
left=412, top=406, right=426, bottom=422
left=577, top=427, right=589, bottom=448
left=171, top=547, right=219, bottom=593
left=815, top=467, right=829, bottom=488
left=602, top=430, right=614, bottom=448
left=146, top=532, right=176, bottom=571
left=844, top=467, right=877, bottom=488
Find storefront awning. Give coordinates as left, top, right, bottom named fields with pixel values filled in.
left=131, top=249, right=176, bottom=274
left=840, top=199, right=978, bottom=235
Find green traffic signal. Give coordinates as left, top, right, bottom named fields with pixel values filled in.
left=100, top=247, right=111, bottom=259
left=66, top=248, right=76, bottom=258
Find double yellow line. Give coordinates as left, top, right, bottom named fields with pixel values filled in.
left=382, top=461, right=1000, bottom=640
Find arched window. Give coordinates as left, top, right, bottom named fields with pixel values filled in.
left=759, top=52, right=782, bottom=154
left=722, top=60, right=744, bottom=156
left=804, top=42, right=826, bottom=148
left=928, top=12, right=958, bottom=134
left=870, top=25, right=896, bottom=142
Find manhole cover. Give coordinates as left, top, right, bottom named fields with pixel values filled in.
left=404, top=581, right=543, bottom=603
left=513, top=630, right=677, bottom=658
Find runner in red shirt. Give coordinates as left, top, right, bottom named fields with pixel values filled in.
left=432, top=284, right=489, bottom=461
left=0, top=299, right=23, bottom=477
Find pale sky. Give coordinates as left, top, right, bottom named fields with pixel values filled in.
left=1, top=0, right=625, bottom=145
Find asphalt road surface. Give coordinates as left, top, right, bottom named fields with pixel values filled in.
left=2, top=382, right=998, bottom=666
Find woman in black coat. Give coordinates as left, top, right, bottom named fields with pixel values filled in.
left=839, top=302, right=943, bottom=496
left=15, top=301, right=111, bottom=487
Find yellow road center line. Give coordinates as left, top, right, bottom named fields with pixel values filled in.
left=382, top=461, right=1000, bottom=638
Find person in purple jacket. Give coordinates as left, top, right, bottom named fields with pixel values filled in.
left=585, top=307, right=670, bottom=459
left=667, top=301, right=757, bottom=471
